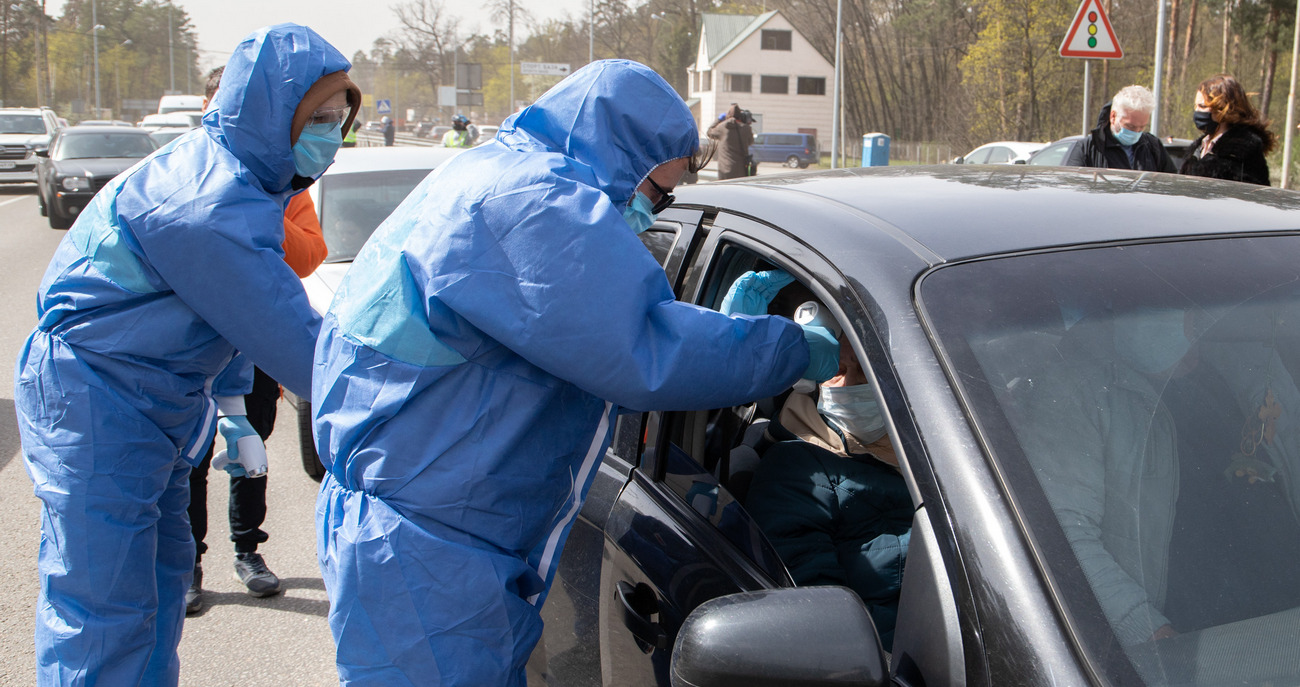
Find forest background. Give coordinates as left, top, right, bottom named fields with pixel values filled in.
left=2, top=0, right=1297, bottom=160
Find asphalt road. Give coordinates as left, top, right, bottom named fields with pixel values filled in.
left=0, top=184, right=339, bottom=685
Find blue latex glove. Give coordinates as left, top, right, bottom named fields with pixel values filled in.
left=720, top=270, right=795, bottom=317
left=801, top=323, right=840, bottom=382
left=212, top=416, right=268, bottom=478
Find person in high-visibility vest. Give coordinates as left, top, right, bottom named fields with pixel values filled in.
left=442, top=113, right=472, bottom=148
left=343, top=119, right=359, bottom=148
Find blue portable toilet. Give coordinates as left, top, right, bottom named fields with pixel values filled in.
left=861, top=133, right=890, bottom=167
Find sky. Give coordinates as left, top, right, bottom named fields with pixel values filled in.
left=50, top=0, right=592, bottom=77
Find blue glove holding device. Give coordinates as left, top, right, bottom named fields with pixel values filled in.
left=720, top=269, right=795, bottom=317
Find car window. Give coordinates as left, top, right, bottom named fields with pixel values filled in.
left=753, top=134, right=768, bottom=146
left=964, top=146, right=992, bottom=164
left=55, top=133, right=156, bottom=160
left=318, top=169, right=431, bottom=262
left=0, top=114, right=47, bottom=134
left=1029, top=141, right=1073, bottom=166
left=651, top=240, right=915, bottom=609
left=919, top=236, right=1300, bottom=686
left=638, top=226, right=678, bottom=267
left=985, top=146, right=1012, bottom=163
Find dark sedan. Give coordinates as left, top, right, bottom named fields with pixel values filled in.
left=36, top=125, right=157, bottom=229
left=527, top=166, right=1300, bottom=687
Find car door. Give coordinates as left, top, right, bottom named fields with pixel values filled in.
left=527, top=208, right=709, bottom=687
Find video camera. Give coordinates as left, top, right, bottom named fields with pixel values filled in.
left=738, top=109, right=753, bottom=124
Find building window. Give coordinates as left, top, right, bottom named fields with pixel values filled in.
left=725, top=73, right=752, bottom=93
left=760, top=75, right=788, bottom=94
left=761, top=29, right=792, bottom=51
left=796, top=77, right=826, bottom=95
left=702, top=70, right=712, bottom=90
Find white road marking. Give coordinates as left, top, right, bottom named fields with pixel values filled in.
left=0, top=195, right=32, bottom=209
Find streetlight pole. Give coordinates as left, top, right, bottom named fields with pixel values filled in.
left=1152, top=0, right=1169, bottom=137
left=92, top=0, right=102, bottom=116
left=1281, top=0, right=1300, bottom=188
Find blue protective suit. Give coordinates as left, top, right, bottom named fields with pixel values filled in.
left=14, top=23, right=338, bottom=686
left=314, top=59, right=810, bottom=686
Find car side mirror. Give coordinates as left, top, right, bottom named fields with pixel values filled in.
left=34, top=149, right=49, bottom=158
left=953, top=156, right=964, bottom=164
left=670, top=586, right=889, bottom=687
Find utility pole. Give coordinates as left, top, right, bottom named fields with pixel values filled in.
left=1281, top=0, right=1300, bottom=188
left=830, top=0, right=843, bottom=167
left=1152, top=0, right=1169, bottom=137
left=93, top=0, right=101, bottom=116
left=589, top=0, right=594, bottom=64
left=169, top=4, right=174, bottom=93
left=509, top=0, right=515, bottom=111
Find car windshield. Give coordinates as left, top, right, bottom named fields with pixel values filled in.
left=319, top=169, right=431, bottom=262
left=1029, top=141, right=1073, bottom=166
left=919, top=236, right=1300, bottom=686
left=0, top=114, right=46, bottom=134
left=56, top=133, right=156, bottom=160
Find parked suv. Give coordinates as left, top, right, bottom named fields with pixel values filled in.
left=0, top=107, right=61, bottom=184
left=749, top=132, right=820, bottom=168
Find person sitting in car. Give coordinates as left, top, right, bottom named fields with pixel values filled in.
left=739, top=288, right=913, bottom=652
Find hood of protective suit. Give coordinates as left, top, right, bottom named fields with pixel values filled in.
left=496, top=59, right=698, bottom=208
left=204, top=23, right=352, bottom=193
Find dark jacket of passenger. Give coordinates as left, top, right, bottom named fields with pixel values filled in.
left=707, top=105, right=753, bottom=180
left=1064, top=102, right=1177, bottom=173
left=1180, top=122, right=1272, bottom=186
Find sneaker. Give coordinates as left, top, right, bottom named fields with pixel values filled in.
left=234, top=552, right=282, bottom=597
left=185, top=564, right=203, bottom=615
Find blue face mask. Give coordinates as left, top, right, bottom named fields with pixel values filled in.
left=818, top=383, right=887, bottom=445
left=622, top=191, right=658, bottom=234
left=1112, top=125, right=1142, bottom=147
left=1114, top=307, right=1191, bottom=375
left=292, top=122, right=343, bottom=179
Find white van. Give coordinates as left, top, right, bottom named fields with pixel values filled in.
left=157, top=95, right=204, bottom=114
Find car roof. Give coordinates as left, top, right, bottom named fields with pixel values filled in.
left=677, top=166, right=1300, bottom=263
left=60, top=125, right=153, bottom=135
left=323, top=146, right=464, bottom=176
left=971, top=140, right=1044, bottom=153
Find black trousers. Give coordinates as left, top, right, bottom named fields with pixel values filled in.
left=187, top=367, right=279, bottom=561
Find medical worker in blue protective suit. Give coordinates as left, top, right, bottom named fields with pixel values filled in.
left=14, top=23, right=359, bottom=686
left=313, top=59, right=840, bottom=686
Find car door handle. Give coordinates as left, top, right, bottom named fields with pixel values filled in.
left=616, top=581, right=669, bottom=652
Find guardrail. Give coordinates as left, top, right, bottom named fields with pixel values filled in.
left=355, top=130, right=437, bottom=148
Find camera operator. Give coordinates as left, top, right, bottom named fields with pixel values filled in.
left=708, top=103, right=755, bottom=180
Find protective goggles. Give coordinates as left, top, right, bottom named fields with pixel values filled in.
left=646, top=176, right=675, bottom=214
left=306, top=106, right=351, bottom=129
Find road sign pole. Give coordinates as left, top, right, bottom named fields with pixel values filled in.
left=1082, top=60, right=1092, bottom=136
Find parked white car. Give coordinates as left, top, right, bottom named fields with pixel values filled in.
left=953, top=140, right=1044, bottom=164
left=290, top=145, right=466, bottom=478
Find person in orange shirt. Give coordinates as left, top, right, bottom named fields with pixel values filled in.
left=185, top=66, right=329, bottom=614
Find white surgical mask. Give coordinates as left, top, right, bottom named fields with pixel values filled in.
left=818, top=383, right=887, bottom=445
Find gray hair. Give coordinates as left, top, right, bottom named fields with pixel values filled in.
left=1112, top=85, right=1156, bottom=116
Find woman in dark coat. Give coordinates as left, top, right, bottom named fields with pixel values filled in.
left=1180, top=74, right=1275, bottom=186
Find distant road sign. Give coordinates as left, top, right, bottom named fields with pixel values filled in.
left=521, top=62, right=571, bottom=77
left=1060, top=0, right=1123, bottom=59
left=376, top=99, right=392, bottom=115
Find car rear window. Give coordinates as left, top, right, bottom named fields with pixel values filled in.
left=919, top=236, right=1300, bottom=687
left=318, top=169, right=431, bottom=262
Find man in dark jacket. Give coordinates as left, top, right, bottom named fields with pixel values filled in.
left=1065, top=85, right=1176, bottom=173
left=707, top=103, right=754, bottom=179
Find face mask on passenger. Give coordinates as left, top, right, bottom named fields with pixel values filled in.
left=622, top=191, right=658, bottom=234
left=293, top=121, right=343, bottom=179
left=818, top=383, right=887, bottom=445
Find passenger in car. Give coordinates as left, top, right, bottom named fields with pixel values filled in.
left=742, top=296, right=912, bottom=652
